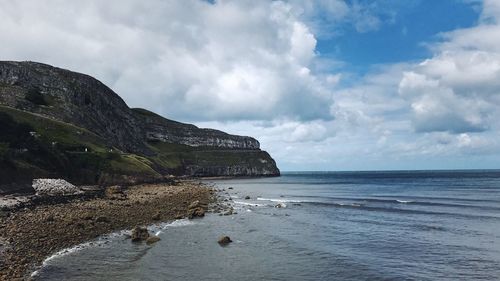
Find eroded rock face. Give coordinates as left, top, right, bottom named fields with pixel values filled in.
left=133, top=108, right=260, bottom=150
left=0, top=61, right=280, bottom=181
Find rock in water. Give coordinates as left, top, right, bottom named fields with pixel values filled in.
left=244, top=196, right=251, bottom=200
left=146, top=235, right=161, bottom=245
left=32, top=179, right=83, bottom=196
left=131, top=226, right=150, bottom=242
left=187, top=200, right=206, bottom=219
left=218, top=236, right=232, bottom=245
left=274, top=203, right=287, bottom=208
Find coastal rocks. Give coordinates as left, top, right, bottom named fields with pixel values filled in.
left=274, top=203, right=287, bottom=208
left=218, top=236, right=232, bottom=245
left=32, top=179, right=83, bottom=196
left=105, top=186, right=127, bottom=200
left=151, top=211, right=161, bottom=221
left=146, top=235, right=161, bottom=245
left=244, top=196, right=251, bottom=200
left=131, top=226, right=150, bottom=242
left=95, top=216, right=109, bottom=223
left=187, top=200, right=206, bottom=219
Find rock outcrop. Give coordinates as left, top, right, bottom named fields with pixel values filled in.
left=0, top=61, right=280, bottom=193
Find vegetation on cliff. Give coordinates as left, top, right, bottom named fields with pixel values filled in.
left=0, top=61, right=279, bottom=193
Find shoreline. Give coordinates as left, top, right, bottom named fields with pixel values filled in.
left=0, top=181, right=220, bottom=280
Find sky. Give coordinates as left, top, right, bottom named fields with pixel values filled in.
left=1, top=0, right=500, bottom=171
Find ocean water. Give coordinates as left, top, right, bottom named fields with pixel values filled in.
left=33, top=171, right=500, bottom=281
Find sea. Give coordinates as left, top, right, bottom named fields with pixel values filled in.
left=33, top=170, right=500, bottom=281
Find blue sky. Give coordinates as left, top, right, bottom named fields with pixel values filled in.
left=1, top=0, right=500, bottom=171
left=319, top=0, right=480, bottom=68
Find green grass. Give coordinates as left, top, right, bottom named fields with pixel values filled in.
left=0, top=106, right=165, bottom=185
left=0, top=105, right=108, bottom=152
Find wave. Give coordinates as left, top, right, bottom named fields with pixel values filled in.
left=287, top=195, right=500, bottom=211
left=257, top=197, right=303, bottom=203
left=233, top=201, right=266, bottom=207
left=300, top=201, right=500, bottom=220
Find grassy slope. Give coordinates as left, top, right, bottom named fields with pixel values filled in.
left=0, top=106, right=161, bottom=192
left=0, top=106, right=272, bottom=193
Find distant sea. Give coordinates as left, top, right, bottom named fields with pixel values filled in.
left=34, top=170, right=500, bottom=281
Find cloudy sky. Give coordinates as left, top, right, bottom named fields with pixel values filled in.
left=1, top=0, right=500, bottom=171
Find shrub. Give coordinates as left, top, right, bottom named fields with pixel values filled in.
left=25, top=88, right=47, bottom=105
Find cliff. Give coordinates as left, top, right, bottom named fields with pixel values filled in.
left=0, top=61, right=279, bottom=194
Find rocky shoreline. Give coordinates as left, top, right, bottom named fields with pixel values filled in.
left=0, top=181, right=223, bottom=280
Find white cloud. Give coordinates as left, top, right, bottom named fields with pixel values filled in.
left=0, top=0, right=335, bottom=122
left=2, top=0, right=500, bottom=170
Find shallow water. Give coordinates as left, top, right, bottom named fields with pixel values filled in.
left=34, top=170, right=500, bottom=280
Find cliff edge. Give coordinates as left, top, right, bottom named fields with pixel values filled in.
left=0, top=61, right=279, bottom=193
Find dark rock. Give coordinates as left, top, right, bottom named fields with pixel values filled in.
left=131, top=226, right=149, bottom=242
left=244, top=196, right=251, bottom=200
left=95, top=216, right=109, bottom=223
left=274, top=203, right=286, bottom=208
left=218, top=236, right=232, bottom=245
left=188, top=207, right=205, bottom=219
left=152, top=212, right=161, bottom=221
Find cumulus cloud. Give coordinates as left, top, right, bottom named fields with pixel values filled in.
left=0, top=0, right=335, bottom=122
left=398, top=16, right=500, bottom=134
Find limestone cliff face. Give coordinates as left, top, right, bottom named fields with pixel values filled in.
left=0, top=61, right=280, bottom=182
left=132, top=108, right=260, bottom=150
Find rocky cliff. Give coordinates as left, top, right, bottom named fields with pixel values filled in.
left=0, top=61, right=279, bottom=193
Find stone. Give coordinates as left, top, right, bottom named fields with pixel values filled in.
left=152, top=212, right=161, bottom=220
left=131, top=226, right=150, bottom=242
left=146, top=235, right=161, bottom=245
left=244, top=196, right=251, bottom=200
left=188, top=207, right=205, bottom=219
left=218, top=236, right=232, bottom=245
left=95, top=216, right=109, bottom=223
left=188, top=200, right=200, bottom=209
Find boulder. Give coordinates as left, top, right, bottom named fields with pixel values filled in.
left=274, top=203, right=287, bottom=208
left=188, top=207, right=205, bottom=219
left=188, top=200, right=200, bottom=209
left=146, top=235, right=161, bottom=245
left=131, top=226, right=150, bottom=242
left=218, top=236, right=232, bottom=245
